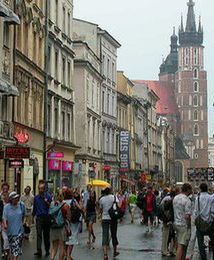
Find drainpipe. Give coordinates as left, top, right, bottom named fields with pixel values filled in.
left=43, top=0, right=49, bottom=180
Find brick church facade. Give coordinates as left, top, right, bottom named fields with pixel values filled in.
left=159, top=0, right=208, bottom=169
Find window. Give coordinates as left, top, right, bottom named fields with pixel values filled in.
left=196, top=139, right=199, bottom=149
left=54, top=108, right=58, bottom=138
left=63, top=7, right=66, bottom=33
left=92, top=81, right=95, bottom=107
left=47, top=104, right=51, bottom=136
left=3, top=23, right=10, bottom=48
left=67, top=61, right=71, bottom=87
left=87, top=78, right=90, bottom=104
left=62, top=57, right=66, bottom=84
left=112, top=96, right=114, bottom=116
left=194, top=124, right=199, bottom=136
left=97, top=87, right=99, bottom=110
left=107, top=129, right=110, bottom=153
left=102, top=90, right=105, bottom=112
left=47, top=46, right=51, bottom=74
left=194, top=82, right=199, bottom=92
left=1, top=96, right=7, bottom=121
left=68, top=13, right=71, bottom=37
left=193, top=110, right=198, bottom=121
left=67, top=113, right=71, bottom=140
left=201, top=139, right=204, bottom=149
left=112, top=62, right=115, bottom=82
left=55, top=51, right=58, bottom=79
left=55, top=0, right=58, bottom=25
left=33, top=32, right=37, bottom=63
left=201, top=110, right=204, bottom=120
left=61, top=111, right=65, bottom=138
left=112, top=132, right=115, bottom=154
left=102, top=55, right=105, bottom=76
left=194, top=69, right=198, bottom=78
left=107, top=93, right=110, bottom=114
left=189, top=95, right=192, bottom=106
left=194, top=48, right=198, bottom=65
left=194, top=153, right=199, bottom=159
left=193, top=95, right=198, bottom=107
left=107, top=59, right=110, bottom=79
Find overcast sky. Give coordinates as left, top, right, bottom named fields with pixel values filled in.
left=74, top=0, right=214, bottom=136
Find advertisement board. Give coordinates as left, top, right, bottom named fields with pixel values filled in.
left=119, top=131, right=130, bottom=172
left=5, top=147, right=30, bottom=159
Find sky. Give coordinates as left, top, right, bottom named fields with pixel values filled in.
left=73, top=0, right=214, bottom=136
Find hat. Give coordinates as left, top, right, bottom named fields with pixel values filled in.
left=9, top=191, right=20, bottom=200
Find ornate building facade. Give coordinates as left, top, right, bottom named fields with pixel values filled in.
left=0, top=0, right=20, bottom=186
left=14, top=0, right=45, bottom=192
left=47, top=0, right=78, bottom=189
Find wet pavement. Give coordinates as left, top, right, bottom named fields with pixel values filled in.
left=20, top=212, right=211, bottom=260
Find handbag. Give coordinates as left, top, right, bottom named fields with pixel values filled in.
left=108, top=196, right=124, bottom=220
left=195, top=193, right=213, bottom=233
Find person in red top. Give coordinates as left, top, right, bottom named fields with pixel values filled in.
left=143, top=187, right=156, bottom=232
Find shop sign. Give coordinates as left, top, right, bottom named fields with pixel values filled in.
left=9, top=159, right=24, bottom=168
left=103, top=165, right=111, bottom=171
left=14, top=129, right=29, bottom=144
left=5, top=147, right=30, bottom=159
left=47, top=152, right=64, bottom=158
left=48, top=159, right=61, bottom=171
left=62, top=161, right=73, bottom=172
left=119, top=131, right=130, bottom=172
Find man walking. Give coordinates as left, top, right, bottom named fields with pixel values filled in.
left=173, top=183, right=192, bottom=260
left=143, top=187, right=156, bottom=232
left=32, top=182, right=52, bottom=257
left=194, top=183, right=214, bottom=260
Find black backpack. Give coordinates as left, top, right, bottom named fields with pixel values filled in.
left=70, top=199, right=81, bottom=223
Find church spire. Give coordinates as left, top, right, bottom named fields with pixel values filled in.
left=185, top=0, right=196, bottom=32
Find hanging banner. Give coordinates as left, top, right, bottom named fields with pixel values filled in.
left=119, top=131, right=130, bottom=172
left=62, top=161, right=73, bottom=172
left=48, top=160, right=61, bottom=171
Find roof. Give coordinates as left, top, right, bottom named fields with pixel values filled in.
left=132, top=80, right=179, bottom=115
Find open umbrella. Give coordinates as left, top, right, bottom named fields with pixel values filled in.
left=88, top=179, right=111, bottom=188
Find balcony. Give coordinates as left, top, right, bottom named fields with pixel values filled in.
left=0, top=120, right=14, bottom=140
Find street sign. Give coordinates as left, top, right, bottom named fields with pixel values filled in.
left=5, top=147, right=30, bottom=159
left=9, top=159, right=24, bottom=168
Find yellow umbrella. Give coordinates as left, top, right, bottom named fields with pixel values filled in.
left=88, top=179, right=111, bottom=188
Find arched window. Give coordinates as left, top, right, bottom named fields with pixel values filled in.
left=193, top=110, right=198, bottom=121
left=194, top=124, right=199, bottom=136
left=193, top=69, right=198, bottom=78
left=194, top=82, right=199, bottom=92
left=193, top=95, right=198, bottom=106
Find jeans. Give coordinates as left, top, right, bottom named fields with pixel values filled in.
left=36, top=216, right=50, bottom=253
left=144, top=211, right=154, bottom=226
left=102, top=220, right=118, bottom=248
left=196, top=228, right=214, bottom=260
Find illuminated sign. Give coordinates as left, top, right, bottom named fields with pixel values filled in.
left=48, top=160, right=61, bottom=171
left=119, top=131, right=130, bottom=172
left=14, top=129, right=29, bottom=144
left=47, top=152, right=64, bottom=158
left=62, top=161, right=73, bottom=172
left=5, top=147, right=30, bottom=159
left=9, top=160, right=24, bottom=168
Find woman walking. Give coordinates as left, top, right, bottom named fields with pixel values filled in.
left=50, top=193, right=66, bottom=260
left=85, top=191, right=97, bottom=249
left=3, top=192, right=25, bottom=260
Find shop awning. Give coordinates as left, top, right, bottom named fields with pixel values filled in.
left=4, top=10, right=20, bottom=25
left=0, top=1, right=9, bottom=17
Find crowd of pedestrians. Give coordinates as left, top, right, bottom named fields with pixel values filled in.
left=0, top=181, right=214, bottom=259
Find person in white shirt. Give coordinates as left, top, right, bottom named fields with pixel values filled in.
left=194, top=183, right=214, bottom=260
left=173, top=183, right=192, bottom=260
left=99, top=188, right=119, bottom=260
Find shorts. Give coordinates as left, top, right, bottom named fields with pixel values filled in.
left=8, top=234, right=24, bottom=257
left=129, top=204, right=136, bottom=213
left=86, top=213, right=96, bottom=224
left=174, top=225, right=191, bottom=246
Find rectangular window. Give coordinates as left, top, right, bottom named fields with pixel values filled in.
left=54, top=108, right=58, bottom=138
left=62, top=57, right=66, bottom=85
left=87, top=78, right=90, bottom=104
left=97, top=87, right=99, bottom=110
left=68, top=13, right=71, bottom=37
left=47, top=104, right=51, bottom=136
left=112, top=96, right=114, bottom=116
left=55, top=0, right=58, bottom=25
left=67, top=61, right=71, bottom=87
left=112, top=62, right=115, bottom=82
left=55, top=51, right=58, bottom=80
left=107, top=93, right=110, bottom=114
left=92, top=81, right=95, bottom=107
left=3, top=23, right=10, bottom=48
left=47, top=46, right=51, bottom=74
left=67, top=113, right=71, bottom=140
left=102, top=90, right=105, bottom=112
left=107, top=59, right=110, bottom=79
left=102, top=55, right=105, bottom=76
left=61, top=111, right=65, bottom=138
left=63, top=7, right=66, bottom=33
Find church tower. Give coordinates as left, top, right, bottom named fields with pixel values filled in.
left=175, top=0, right=208, bottom=167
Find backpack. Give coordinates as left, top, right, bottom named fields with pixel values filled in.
left=108, top=196, right=124, bottom=220
left=70, top=199, right=81, bottom=224
left=49, top=203, right=65, bottom=229
left=159, top=198, right=174, bottom=223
